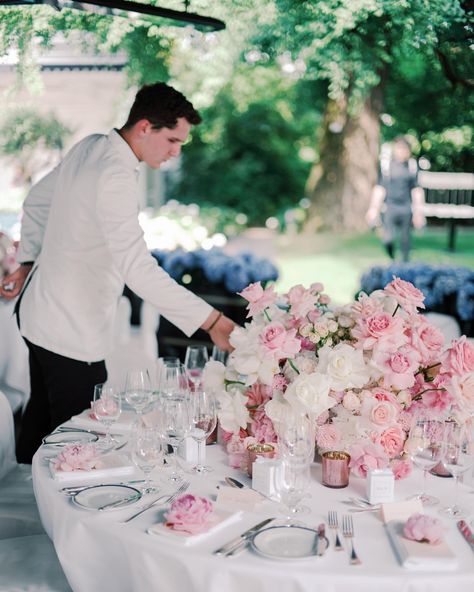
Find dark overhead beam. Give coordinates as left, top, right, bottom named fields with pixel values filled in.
left=0, top=0, right=226, bottom=31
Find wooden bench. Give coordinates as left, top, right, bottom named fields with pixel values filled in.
left=419, top=171, right=474, bottom=251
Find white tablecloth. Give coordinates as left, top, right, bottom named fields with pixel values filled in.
left=32, top=437, right=474, bottom=592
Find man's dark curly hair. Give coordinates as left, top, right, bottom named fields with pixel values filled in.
left=123, top=82, right=202, bottom=130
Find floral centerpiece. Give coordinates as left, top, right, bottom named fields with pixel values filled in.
left=202, top=278, right=474, bottom=478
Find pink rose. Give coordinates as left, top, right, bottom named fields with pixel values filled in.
left=245, top=384, right=272, bottom=408
left=316, top=410, right=329, bottom=426
left=378, top=425, right=405, bottom=458
left=373, top=346, right=421, bottom=390
left=164, top=494, right=214, bottom=535
left=307, top=309, right=322, bottom=323
left=259, top=321, right=301, bottom=360
left=53, top=443, right=101, bottom=472
left=316, top=424, right=341, bottom=451
left=353, top=313, right=407, bottom=351
left=348, top=442, right=389, bottom=478
left=403, top=513, right=445, bottom=545
left=384, top=277, right=425, bottom=314
left=390, top=458, right=412, bottom=480
left=319, top=294, right=331, bottom=305
left=440, top=336, right=474, bottom=377
left=449, top=372, right=474, bottom=415
left=310, top=282, right=324, bottom=293
left=421, top=388, right=453, bottom=413
left=286, top=284, right=318, bottom=318
left=352, top=292, right=385, bottom=319
left=251, top=409, right=277, bottom=444
left=238, top=282, right=277, bottom=318
left=370, top=402, right=397, bottom=426
left=408, top=317, right=445, bottom=365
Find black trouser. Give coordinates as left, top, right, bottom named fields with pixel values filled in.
left=382, top=206, right=412, bottom=263
left=16, top=338, right=107, bottom=464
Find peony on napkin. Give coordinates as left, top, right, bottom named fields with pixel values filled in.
left=50, top=445, right=134, bottom=483
left=385, top=520, right=459, bottom=571
left=69, top=409, right=137, bottom=433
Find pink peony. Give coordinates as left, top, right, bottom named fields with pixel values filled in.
left=259, top=321, right=301, bottom=360
left=403, top=513, right=445, bottom=545
left=53, top=443, right=101, bottom=472
left=440, top=336, right=474, bottom=377
left=164, top=494, right=214, bottom=535
left=348, top=442, right=389, bottom=478
left=316, top=424, right=341, bottom=451
left=251, top=409, right=277, bottom=444
left=238, top=282, right=277, bottom=318
left=246, top=384, right=272, bottom=408
left=384, top=277, right=425, bottom=314
left=286, top=284, right=318, bottom=318
left=374, top=346, right=421, bottom=390
left=390, top=458, right=412, bottom=480
left=378, top=425, right=405, bottom=458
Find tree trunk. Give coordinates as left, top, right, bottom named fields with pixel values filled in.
left=306, top=85, right=383, bottom=231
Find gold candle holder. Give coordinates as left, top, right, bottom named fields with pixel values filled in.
left=246, top=443, right=276, bottom=477
left=322, top=451, right=350, bottom=488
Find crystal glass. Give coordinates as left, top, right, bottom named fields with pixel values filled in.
left=159, top=363, right=189, bottom=400
left=130, top=425, right=162, bottom=494
left=156, top=394, right=192, bottom=482
left=184, top=345, right=209, bottom=391
left=211, top=345, right=228, bottom=364
left=124, top=369, right=153, bottom=417
left=440, top=422, right=474, bottom=519
left=190, top=390, right=217, bottom=473
left=155, top=357, right=180, bottom=392
left=277, top=458, right=311, bottom=522
left=92, top=384, right=121, bottom=449
left=408, top=419, right=445, bottom=506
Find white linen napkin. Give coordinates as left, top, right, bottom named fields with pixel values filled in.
left=385, top=520, right=459, bottom=571
left=49, top=453, right=135, bottom=483
left=69, top=409, right=137, bottom=433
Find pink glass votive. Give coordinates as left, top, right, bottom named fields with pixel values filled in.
left=246, top=443, right=276, bottom=477
left=322, top=451, right=350, bottom=488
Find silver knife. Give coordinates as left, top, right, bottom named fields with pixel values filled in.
left=213, top=517, right=275, bottom=555
left=97, top=494, right=140, bottom=511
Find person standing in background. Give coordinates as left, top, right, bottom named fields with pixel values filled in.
left=0, top=82, right=234, bottom=463
left=366, top=136, right=426, bottom=262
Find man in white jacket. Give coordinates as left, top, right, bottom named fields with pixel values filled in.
left=0, top=82, right=234, bottom=462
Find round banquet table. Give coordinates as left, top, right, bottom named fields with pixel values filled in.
left=32, top=430, right=474, bottom=592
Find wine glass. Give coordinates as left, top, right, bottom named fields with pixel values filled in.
left=184, top=345, right=209, bottom=391
left=124, top=369, right=153, bottom=417
left=159, top=363, right=189, bottom=399
left=92, top=384, right=122, bottom=449
left=155, top=357, right=180, bottom=392
left=211, top=345, right=228, bottom=365
left=190, top=390, right=217, bottom=473
left=130, top=425, right=163, bottom=494
left=156, top=394, right=192, bottom=482
left=440, top=422, right=474, bottom=519
left=407, top=419, right=445, bottom=506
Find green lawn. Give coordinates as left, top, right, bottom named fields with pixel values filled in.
left=274, top=226, right=474, bottom=305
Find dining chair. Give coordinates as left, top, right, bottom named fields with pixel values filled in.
left=0, top=389, right=72, bottom=591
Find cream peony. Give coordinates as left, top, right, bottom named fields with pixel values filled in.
left=283, top=372, right=335, bottom=416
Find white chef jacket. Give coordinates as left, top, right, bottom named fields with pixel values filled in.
left=16, top=129, right=212, bottom=362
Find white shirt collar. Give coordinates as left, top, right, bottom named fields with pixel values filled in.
left=108, top=129, right=140, bottom=170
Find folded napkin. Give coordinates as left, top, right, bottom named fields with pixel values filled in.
left=148, top=509, right=242, bottom=546
left=386, top=520, right=459, bottom=571
left=215, top=486, right=265, bottom=513
left=70, top=409, right=137, bottom=433
left=50, top=453, right=135, bottom=483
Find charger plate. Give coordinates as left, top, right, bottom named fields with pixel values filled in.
left=42, top=431, right=99, bottom=446
left=251, top=525, right=329, bottom=560
left=72, top=484, right=142, bottom=511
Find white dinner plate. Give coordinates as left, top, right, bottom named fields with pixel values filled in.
left=42, top=431, right=99, bottom=446
left=251, top=525, right=329, bottom=560
left=72, top=484, right=142, bottom=511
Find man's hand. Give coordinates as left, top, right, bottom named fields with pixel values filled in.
left=366, top=207, right=381, bottom=228
left=0, top=263, right=32, bottom=299
left=201, top=310, right=235, bottom=351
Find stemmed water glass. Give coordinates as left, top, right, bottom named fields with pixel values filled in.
left=211, top=345, right=228, bottom=365
left=278, top=459, right=312, bottom=523
left=407, top=418, right=445, bottom=506
left=159, top=363, right=189, bottom=399
left=190, top=390, right=217, bottom=473
left=155, top=357, right=180, bottom=394
left=92, top=384, right=122, bottom=449
left=156, top=394, right=192, bottom=482
left=124, top=369, right=153, bottom=418
left=130, top=425, right=163, bottom=494
left=440, top=421, right=474, bottom=519
left=184, top=345, right=209, bottom=391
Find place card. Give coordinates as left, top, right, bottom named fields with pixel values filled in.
left=381, top=499, right=423, bottom=524
left=215, top=486, right=263, bottom=512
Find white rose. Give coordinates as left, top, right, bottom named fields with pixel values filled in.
left=317, top=343, right=371, bottom=390
left=342, top=391, right=361, bottom=411
left=202, top=360, right=226, bottom=391
left=328, top=320, right=338, bottom=333
left=299, top=323, right=313, bottom=338
left=397, top=389, right=412, bottom=407
left=216, top=388, right=250, bottom=434
left=314, top=322, right=329, bottom=338
left=284, top=372, right=335, bottom=416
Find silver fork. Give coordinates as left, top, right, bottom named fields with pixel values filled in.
left=327, top=510, right=343, bottom=551
left=122, top=480, right=190, bottom=523
left=342, top=515, right=362, bottom=565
